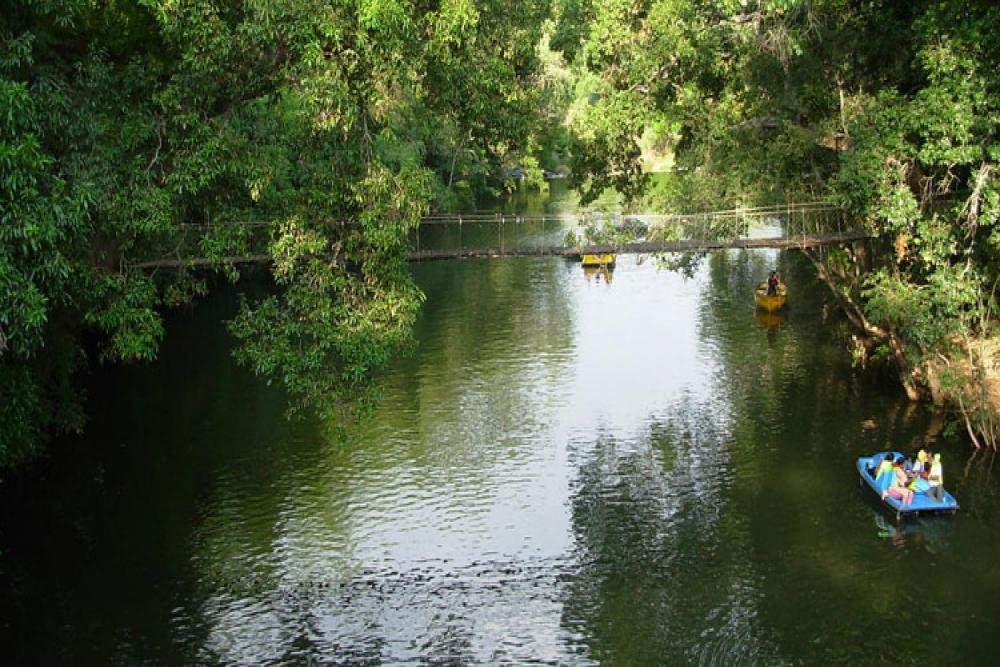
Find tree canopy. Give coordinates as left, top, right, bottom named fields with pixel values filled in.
left=558, top=0, right=1000, bottom=446
left=5, top=0, right=1000, bottom=465
left=1, top=0, right=550, bottom=466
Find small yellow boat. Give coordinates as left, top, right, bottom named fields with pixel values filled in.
left=581, top=253, right=616, bottom=268
left=755, top=282, right=787, bottom=312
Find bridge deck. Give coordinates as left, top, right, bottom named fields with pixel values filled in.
left=132, top=203, right=864, bottom=269
left=132, top=230, right=865, bottom=269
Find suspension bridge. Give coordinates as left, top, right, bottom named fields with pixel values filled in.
left=410, top=201, right=862, bottom=260
left=133, top=201, right=866, bottom=269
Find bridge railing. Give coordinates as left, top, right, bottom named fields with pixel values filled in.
left=410, top=203, right=849, bottom=254
left=132, top=203, right=857, bottom=268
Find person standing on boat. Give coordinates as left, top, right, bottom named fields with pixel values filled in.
left=927, top=453, right=945, bottom=502
left=766, top=270, right=779, bottom=296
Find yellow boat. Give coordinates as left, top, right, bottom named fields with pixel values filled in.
left=581, top=253, right=616, bottom=268
left=755, top=281, right=787, bottom=312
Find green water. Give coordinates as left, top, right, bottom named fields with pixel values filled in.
left=4, top=244, right=1000, bottom=664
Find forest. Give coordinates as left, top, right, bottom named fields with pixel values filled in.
left=3, top=0, right=1000, bottom=467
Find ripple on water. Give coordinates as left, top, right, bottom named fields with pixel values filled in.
left=12, top=253, right=999, bottom=665
left=184, top=555, right=593, bottom=665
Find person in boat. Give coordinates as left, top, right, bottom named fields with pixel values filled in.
left=881, top=457, right=914, bottom=506
left=927, top=453, right=945, bottom=502
left=909, top=462, right=931, bottom=494
left=871, top=453, right=896, bottom=496
left=766, top=270, right=779, bottom=296
left=910, top=448, right=929, bottom=474
left=870, top=452, right=894, bottom=479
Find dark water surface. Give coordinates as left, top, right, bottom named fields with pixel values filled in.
left=4, top=248, right=1000, bottom=665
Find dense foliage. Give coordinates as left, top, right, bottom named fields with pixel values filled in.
left=0, top=0, right=550, bottom=466
left=7, top=0, right=1000, bottom=464
left=556, top=0, right=1000, bottom=446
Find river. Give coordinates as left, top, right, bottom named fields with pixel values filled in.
left=3, top=197, right=1000, bottom=664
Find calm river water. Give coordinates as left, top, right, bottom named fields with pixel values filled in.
left=4, top=239, right=1000, bottom=664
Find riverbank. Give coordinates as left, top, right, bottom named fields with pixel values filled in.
left=925, top=337, right=1000, bottom=450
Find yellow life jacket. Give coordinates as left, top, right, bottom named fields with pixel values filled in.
left=929, top=461, right=943, bottom=486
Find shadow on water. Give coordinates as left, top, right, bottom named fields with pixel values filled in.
left=0, top=284, right=312, bottom=664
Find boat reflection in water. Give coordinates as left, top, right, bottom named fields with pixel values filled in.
left=872, top=510, right=954, bottom=554
left=754, top=309, right=784, bottom=347
left=583, top=265, right=613, bottom=284
left=580, top=252, right=615, bottom=284
left=754, top=310, right=785, bottom=329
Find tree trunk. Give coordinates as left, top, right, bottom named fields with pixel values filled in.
left=805, top=246, right=926, bottom=402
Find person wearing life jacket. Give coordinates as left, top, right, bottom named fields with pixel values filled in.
left=871, top=453, right=895, bottom=494
left=882, top=457, right=914, bottom=506
left=872, top=453, right=893, bottom=478
left=909, top=461, right=931, bottom=494
left=927, top=453, right=944, bottom=502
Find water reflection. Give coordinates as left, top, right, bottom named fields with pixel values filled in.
left=754, top=310, right=785, bottom=329
left=184, top=258, right=583, bottom=663
left=560, top=407, right=783, bottom=665
left=582, top=265, right=613, bottom=285
left=871, top=511, right=955, bottom=554
left=7, top=247, right=1000, bottom=664
left=555, top=250, right=807, bottom=664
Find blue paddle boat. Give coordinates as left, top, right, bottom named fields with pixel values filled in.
left=857, top=451, right=959, bottom=520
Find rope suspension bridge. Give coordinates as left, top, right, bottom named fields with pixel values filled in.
left=411, top=201, right=862, bottom=260
left=134, top=201, right=866, bottom=269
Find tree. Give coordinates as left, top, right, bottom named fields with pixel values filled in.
left=0, top=0, right=553, bottom=467
left=558, top=0, right=1000, bottom=446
